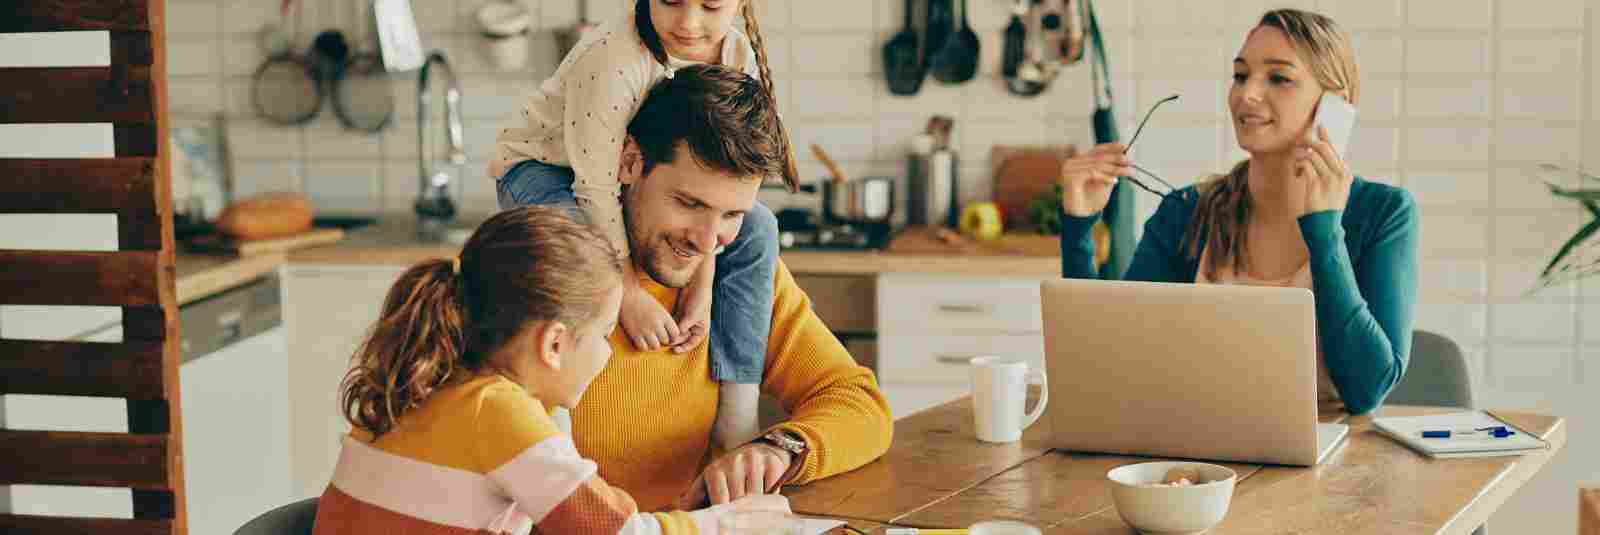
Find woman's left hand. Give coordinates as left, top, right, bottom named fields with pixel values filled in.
left=1297, top=126, right=1354, bottom=216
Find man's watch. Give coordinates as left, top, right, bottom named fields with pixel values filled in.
left=757, top=430, right=807, bottom=459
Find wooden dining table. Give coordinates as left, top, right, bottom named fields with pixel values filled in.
left=792, top=397, right=1566, bottom=535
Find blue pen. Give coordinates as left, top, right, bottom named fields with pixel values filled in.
left=1420, top=426, right=1515, bottom=439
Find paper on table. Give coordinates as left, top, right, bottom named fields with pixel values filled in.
left=1374, top=411, right=1547, bottom=458
left=798, top=518, right=847, bottom=535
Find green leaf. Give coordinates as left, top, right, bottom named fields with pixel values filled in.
left=1540, top=214, right=1600, bottom=280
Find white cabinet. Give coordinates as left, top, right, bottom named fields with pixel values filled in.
left=179, top=326, right=292, bottom=535
left=282, top=264, right=406, bottom=499
left=875, top=273, right=1051, bottom=419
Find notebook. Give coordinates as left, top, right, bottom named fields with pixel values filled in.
left=1374, top=411, right=1549, bottom=459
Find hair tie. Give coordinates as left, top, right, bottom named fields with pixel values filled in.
left=450, top=256, right=462, bottom=276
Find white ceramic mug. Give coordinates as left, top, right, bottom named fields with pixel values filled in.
left=970, top=356, right=1049, bottom=443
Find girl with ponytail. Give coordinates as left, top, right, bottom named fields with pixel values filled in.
left=489, top=0, right=791, bottom=452
left=1053, top=9, right=1418, bottom=416
left=316, top=207, right=788, bottom=534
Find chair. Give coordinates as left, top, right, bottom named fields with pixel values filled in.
left=1387, top=330, right=1481, bottom=535
left=1387, top=330, right=1474, bottom=409
left=234, top=498, right=318, bottom=535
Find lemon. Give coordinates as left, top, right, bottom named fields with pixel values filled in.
left=960, top=202, right=1004, bottom=241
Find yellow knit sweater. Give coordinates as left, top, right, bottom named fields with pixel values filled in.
left=572, top=260, right=894, bottom=511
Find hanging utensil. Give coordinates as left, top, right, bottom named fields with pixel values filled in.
left=883, top=0, right=925, bottom=96
left=333, top=0, right=394, bottom=132
left=251, top=1, right=321, bottom=126
left=1001, top=0, right=1026, bottom=78
left=1056, top=0, right=1087, bottom=64
left=930, top=0, right=980, bottom=84
left=921, top=0, right=954, bottom=72
left=374, top=0, right=426, bottom=72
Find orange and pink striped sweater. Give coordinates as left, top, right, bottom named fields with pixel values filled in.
left=311, top=375, right=721, bottom=534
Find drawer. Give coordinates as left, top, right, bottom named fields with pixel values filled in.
left=877, top=334, right=1045, bottom=384
left=878, top=274, right=1047, bottom=334
left=795, top=274, right=876, bottom=333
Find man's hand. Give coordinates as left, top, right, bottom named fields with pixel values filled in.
left=675, top=442, right=794, bottom=507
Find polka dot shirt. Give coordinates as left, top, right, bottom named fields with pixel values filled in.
left=489, top=11, right=760, bottom=257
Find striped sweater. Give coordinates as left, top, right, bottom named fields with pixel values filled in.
left=312, top=375, right=723, bottom=534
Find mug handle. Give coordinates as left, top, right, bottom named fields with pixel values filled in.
left=1020, top=367, right=1048, bottom=432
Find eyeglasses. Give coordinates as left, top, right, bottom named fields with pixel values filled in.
left=1120, top=94, right=1186, bottom=200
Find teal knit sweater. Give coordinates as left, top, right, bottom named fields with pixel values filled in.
left=1059, top=178, right=1419, bottom=415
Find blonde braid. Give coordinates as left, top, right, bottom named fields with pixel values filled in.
left=742, top=1, right=799, bottom=191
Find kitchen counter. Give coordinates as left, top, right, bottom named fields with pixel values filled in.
left=175, top=214, right=1064, bottom=304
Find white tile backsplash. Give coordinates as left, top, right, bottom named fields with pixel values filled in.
left=1499, top=0, right=1588, bottom=30
left=1493, top=166, right=1585, bottom=211
left=304, top=161, right=382, bottom=214
left=793, top=33, right=875, bottom=75
left=167, top=0, right=221, bottom=36
left=1499, top=76, right=1583, bottom=120
left=1406, top=37, right=1491, bottom=75
left=1317, top=1, right=1405, bottom=31
left=167, top=77, right=224, bottom=118
left=1420, top=214, right=1490, bottom=254
left=304, top=119, right=384, bottom=160
left=167, top=37, right=220, bottom=77
left=1491, top=345, right=1575, bottom=392
left=1407, top=170, right=1490, bottom=207
left=1141, top=37, right=1228, bottom=78
left=1406, top=126, right=1491, bottom=164
left=1408, top=0, right=1493, bottom=30
left=1348, top=126, right=1399, bottom=168
left=1494, top=123, right=1582, bottom=164
left=1358, top=78, right=1403, bottom=120
left=790, top=0, right=876, bottom=31
left=1405, top=80, right=1493, bottom=119
left=793, top=121, right=876, bottom=163
left=1414, top=301, right=1489, bottom=341
left=792, top=78, right=876, bottom=119
left=231, top=159, right=306, bottom=198
left=1353, top=33, right=1407, bottom=76
left=1137, top=0, right=1228, bottom=29
left=1498, top=36, right=1586, bottom=75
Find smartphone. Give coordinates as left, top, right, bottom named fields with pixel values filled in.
left=1310, top=92, right=1358, bottom=159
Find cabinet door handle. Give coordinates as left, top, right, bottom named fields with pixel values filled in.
left=936, top=303, right=987, bottom=314
left=935, top=354, right=977, bottom=365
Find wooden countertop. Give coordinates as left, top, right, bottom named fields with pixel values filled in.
left=786, top=398, right=1566, bottom=534
left=174, top=215, right=1065, bottom=303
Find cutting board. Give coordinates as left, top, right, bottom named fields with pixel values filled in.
left=186, top=227, right=345, bottom=257
left=990, top=144, right=1076, bottom=232
left=887, top=226, right=1061, bottom=257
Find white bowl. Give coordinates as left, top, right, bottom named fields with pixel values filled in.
left=1106, top=461, right=1236, bottom=535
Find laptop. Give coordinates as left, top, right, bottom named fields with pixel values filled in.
left=1039, top=278, right=1348, bottom=466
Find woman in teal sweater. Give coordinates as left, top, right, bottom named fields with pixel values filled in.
left=1057, top=9, right=1418, bottom=415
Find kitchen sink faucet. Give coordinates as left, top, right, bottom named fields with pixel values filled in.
left=415, top=50, right=465, bottom=241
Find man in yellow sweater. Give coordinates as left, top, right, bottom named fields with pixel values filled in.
left=570, top=64, right=894, bottom=511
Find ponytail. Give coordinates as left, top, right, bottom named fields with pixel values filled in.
left=1185, top=159, right=1254, bottom=279
left=340, top=259, right=469, bottom=438
left=740, top=1, right=799, bottom=192
left=339, top=207, right=623, bottom=439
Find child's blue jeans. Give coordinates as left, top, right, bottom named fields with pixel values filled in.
left=496, top=159, right=775, bottom=383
